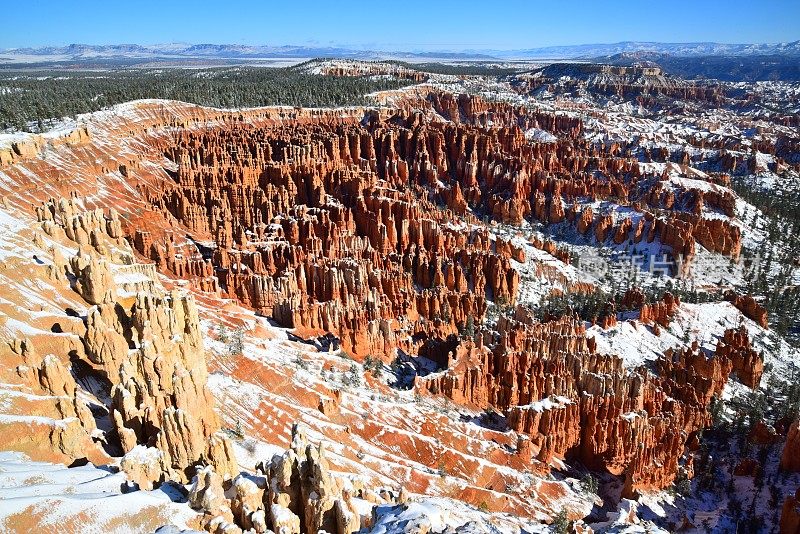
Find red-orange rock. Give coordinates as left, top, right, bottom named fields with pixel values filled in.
left=749, top=420, right=780, bottom=445
left=594, top=214, right=614, bottom=243
left=733, top=458, right=761, bottom=477
left=727, top=293, right=769, bottom=328
left=613, top=218, right=632, bottom=245
left=782, top=489, right=800, bottom=534
left=577, top=207, right=593, bottom=235
left=638, top=292, right=680, bottom=327
left=782, top=420, right=800, bottom=472
left=416, top=301, right=751, bottom=497
left=716, top=327, right=763, bottom=389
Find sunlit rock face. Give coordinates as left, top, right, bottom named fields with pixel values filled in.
left=0, top=196, right=235, bottom=489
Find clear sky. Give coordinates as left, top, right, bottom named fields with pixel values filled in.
left=3, top=0, right=799, bottom=50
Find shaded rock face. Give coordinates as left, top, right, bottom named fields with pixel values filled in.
left=263, top=424, right=371, bottom=534
left=4, top=338, right=101, bottom=465
left=7, top=197, right=235, bottom=487
left=783, top=488, right=800, bottom=534
left=418, top=306, right=764, bottom=497
left=716, top=326, right=764, bottom=389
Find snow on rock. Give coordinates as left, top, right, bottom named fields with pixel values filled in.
left=588, top=300, right=798, bottom=374
left=369, top=497, right=549, bottom=534
left=525, top=128, right=558, bottom=143
left=589, top=498, right=670, bottom=533
left=121, top=445, right=166, bottom=491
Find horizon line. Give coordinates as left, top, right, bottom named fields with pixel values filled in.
left=3, top=38, right=800, bottom=54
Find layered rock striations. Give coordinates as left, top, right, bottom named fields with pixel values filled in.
left=88, top=92, right=759, bottom=501
left=144, top=111, right=537, bottom=357
left=516, top=63, right=726, bottom=105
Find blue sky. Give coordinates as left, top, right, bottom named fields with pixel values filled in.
left=3, top=0, right=799, bottom=50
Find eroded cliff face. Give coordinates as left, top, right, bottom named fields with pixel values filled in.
left=123, top=92, right=746, bottom=364
left=515, top=64, right=727, bottom=105
left=0, top=196, right=234, bottom=488
left=0, top=91, right=790, bottom=532
left=783, top=488, right=800, bottom=534
left=418, top=302, right=764, bottom=497
left=0, top=98, right=591, bottom=527
left=141, top=109, right=531, bottom=358
left=783, top=420, right=800, bottom=473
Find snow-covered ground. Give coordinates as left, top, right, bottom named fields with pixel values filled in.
left=589, top=300, right=798, bottom=376
left=0, top=452, right=199, bottom=533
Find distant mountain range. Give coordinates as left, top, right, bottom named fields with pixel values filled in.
left=492, top=40, right=800, bottom=59
left=0, top=43, right=495, bottom=62
left=2, top=40, right=799, bottom=63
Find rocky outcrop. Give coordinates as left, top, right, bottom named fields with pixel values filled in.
left=231, top=475, right=267, bottom=533
left=113, top=90, right=749, bottom=365
left=190, top=424, right=394, bottom=534
left=782, top=420, right=800, bottom=473
left=727, top=293, right=769, bottom=328
left=189, top=466, right=230, bottom=515
left=690, top=216, right=742, bottom=259
left=0, top=89, right=790, bottom=531
left=145, top=117, right=535, bottom=358
left=519, top=63, right=725, bottom=104
left=576, top=206, right=593, bottom=235
left=507, top=396, right=580, bottom=464
left=0, top=126, right=90, bottom=167
left=264, top=424, right=365, bottom=534
left=638, top=292, right=680, bottom=327
left=3, top=338, right=101, bottom=464
left=716, top=327, right=763, bottom=389
left=417, top=304, right=763, bottom=497
left=121, top=446, right=168, bottom=491
left=26, top=198, right=237, bottom=487
left=783, top=489, right=800, bottom=534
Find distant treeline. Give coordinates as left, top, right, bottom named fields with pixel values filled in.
left=0, top=67, right=414, bottom=131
